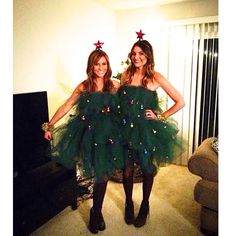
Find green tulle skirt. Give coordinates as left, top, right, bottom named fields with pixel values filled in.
left=50, top=92, right=124, bottom=182
left=117, top=85, right=185, bottom=174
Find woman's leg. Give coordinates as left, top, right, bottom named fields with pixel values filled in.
left=142, top=172, right=154, bottom=203
left=89, top=177, right=108, bottom=234
left=134, top=172, right=154, bottom=227
left=123, top=149, right=135, bottom=224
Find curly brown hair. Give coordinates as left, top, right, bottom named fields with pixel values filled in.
left=82, top=49, right=114, bottom=92
left=122, top=40, right=155, bottom=87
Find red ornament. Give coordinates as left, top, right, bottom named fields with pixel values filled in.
left=136, top=30, right=145, bottom=40
left=94, top=40, right=104, bottom=50
left=108, top=138, right=115, bottom=145
left=80, top=115, right=86, bottom=121
left=129, top=99, right=134, bottom=105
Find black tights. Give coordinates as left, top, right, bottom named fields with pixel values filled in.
left=92, top=179, right=108, bottom=213
left=123, top=160, right=154, bottom=204
left=123, top=161, right=134, bottom=203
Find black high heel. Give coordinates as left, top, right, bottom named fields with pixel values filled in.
left=134, top=201, right=149, bottom=228
left=98, top=212, right=106, bottom=231
left=89, top=208, right=99, bottom=234
left=125, top=201, right=134, bottom=225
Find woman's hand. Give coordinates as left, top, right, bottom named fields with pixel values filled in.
left=44, top=131, right=52, bottom=140
left=145, top=109, right=157, bottom=120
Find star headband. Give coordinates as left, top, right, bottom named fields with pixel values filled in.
left=94, top=40, right=104, bottom=50
left=136, top=30, right=145, bottom=41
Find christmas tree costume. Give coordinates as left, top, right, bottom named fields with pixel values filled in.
left=50, top=91, right=124, bottom=182
left=118, top=85, right=184, bottom=174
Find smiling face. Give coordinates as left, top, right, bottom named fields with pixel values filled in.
left=85, top=49, right=113, bottom=92
left=93, top=56, right=108, bottom=78
left=131, top=46, right=148, bottom=69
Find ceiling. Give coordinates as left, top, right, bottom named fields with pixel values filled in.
left=96, top=0, right=199, bottom=10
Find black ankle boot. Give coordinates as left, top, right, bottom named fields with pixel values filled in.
left=98, top=211, right=106, bottom=231
left=89, top=208, right=99, bottom=234
left=125, top=201, right=134, bottom=225
left=134, top=201, right=149, bottom=228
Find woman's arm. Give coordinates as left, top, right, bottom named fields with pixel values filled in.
left=44, top=83, right=84, bottom=140
left=154, top=72, right=185, bottom=118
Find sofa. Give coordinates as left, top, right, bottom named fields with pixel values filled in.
left=188, top=137, right=218, bottom=234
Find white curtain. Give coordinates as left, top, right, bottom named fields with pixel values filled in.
left=156, top=20, right=218, bottom=165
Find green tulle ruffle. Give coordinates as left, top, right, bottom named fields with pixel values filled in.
left=118, top=85, right=185, bottom=174
left=50, top=91, right=124, bottom=182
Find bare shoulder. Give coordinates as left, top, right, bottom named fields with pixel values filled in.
left=64, top=81, right=85, bottom=106
left=120, top=72, right=127, bottom=85
left=68, top=82, right=85, bottom=100
left=153, top=71, right=170, bottom=87
left=154, top=71, right=167, bottom=83
left=75, top=81, right=86, bottom=93
left=146, top=71, right=165, bottom=90
left=111, top=78, right=121, bottom=90
left=153, top=72, right=182, bottom=100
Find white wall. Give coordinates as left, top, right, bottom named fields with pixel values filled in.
left=14, top=0, right=218, bottom=119
left=14, top=0, right=117, bottom=118
left=115, top=0, right=218, bottom=72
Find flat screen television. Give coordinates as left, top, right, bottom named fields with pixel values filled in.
left=13, top=91, right=51, bottom=177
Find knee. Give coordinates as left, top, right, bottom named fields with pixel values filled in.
left=123, top=167, right=133, bottom=179
left=94, top=175, right=108, bottom=184
left=102, top=176, right=108, bottom=182
left=142, top=172, right=154, bottom=180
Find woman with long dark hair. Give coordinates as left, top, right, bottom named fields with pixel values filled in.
left=42, top=42, right=123, bottom=234
left=118, top=31, right=185, bottom=228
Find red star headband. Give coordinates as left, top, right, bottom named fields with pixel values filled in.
left=94, top=40, right=104, bottom=50
left=136, top=30, right=145, bottom=41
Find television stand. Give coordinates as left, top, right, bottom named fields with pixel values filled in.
left=13, top=91, right=78, bottom=236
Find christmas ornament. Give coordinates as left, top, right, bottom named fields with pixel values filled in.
left=108, top=138, right=115, bottom=145
left=122, top=118, right=127, bottom=125
left=80, top=115, right=86, bottom=121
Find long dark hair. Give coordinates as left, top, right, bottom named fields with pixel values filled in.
left=122, top=40, right=155, bottom=87
left=82, top=50, right=114, bottom=92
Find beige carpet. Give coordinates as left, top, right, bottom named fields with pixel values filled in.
left=30, top=164, right=203, bottom=236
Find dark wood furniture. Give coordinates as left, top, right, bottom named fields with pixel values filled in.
left=13, top=91, right=78, bottom=236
